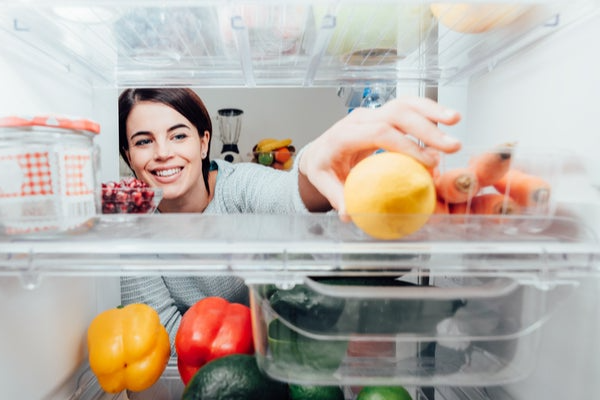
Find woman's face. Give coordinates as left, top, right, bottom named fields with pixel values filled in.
left=125, top=101, right=209, bottom=201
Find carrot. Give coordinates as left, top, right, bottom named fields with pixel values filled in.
left=468, top=142, right=515, bottom=187
left=448, top=202, right=471, bottom=224
left=434, top=167, right=480, bottom=203
left=449, top=202, right=469, bottom=214
left=493, top=169, right=551, bottom=207
left=470, top=193, right=520, bottom=215
left=428, top=166, right=441, bottom=179
left=435, top=198, right=449, bottom=214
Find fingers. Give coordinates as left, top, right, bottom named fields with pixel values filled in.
left=310, top=169, right=346, bottom=215
left=341, top=97, right=462, bottom=167
left=376, top=97, right=462, bottom=153
left=372, top=132, right=441, bottom=167
left=390, top=96, right=461, bottom=126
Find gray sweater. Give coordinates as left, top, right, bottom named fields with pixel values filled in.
left=120, top=157, right=310, bottom=352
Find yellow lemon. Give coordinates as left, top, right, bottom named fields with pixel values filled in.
left=344, top=152, right=436, bottom=240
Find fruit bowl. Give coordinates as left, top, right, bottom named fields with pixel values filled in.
left=252, top=147, right=296, bottom=171
left=101, top=178, right=163, bottom=214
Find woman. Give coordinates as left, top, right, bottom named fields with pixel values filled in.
left=118, top=88, right=461, bottom=349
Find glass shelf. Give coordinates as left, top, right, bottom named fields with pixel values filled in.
left=1, top=213, right=598, bottom=282
left=63, top=360, right=517, bottom=400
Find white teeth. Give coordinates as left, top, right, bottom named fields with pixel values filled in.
left=155, top=168, right=181, bottom=177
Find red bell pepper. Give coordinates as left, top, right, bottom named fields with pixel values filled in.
left=175, top=296, right=254, bottom=385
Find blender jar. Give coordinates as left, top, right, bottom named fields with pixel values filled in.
left=217, top=108, right=243, bottom=163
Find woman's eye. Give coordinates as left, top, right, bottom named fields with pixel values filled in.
left=173, top=133, right=188, bottom=141
left=133, top=138, right=152, bottom=146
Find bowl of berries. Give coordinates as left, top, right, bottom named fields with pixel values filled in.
left=101, top=178, right=162, bottom=214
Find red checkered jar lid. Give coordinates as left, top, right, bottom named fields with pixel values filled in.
left=0, top=115, right=100, bottom=134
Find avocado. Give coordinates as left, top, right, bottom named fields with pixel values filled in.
left=269, top=283, right=345, bottom=331
left=181, top=354, right=289, bottom=400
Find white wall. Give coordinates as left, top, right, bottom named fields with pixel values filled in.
left=462, top=11, right=600, bottom=399
left=464, top=12, right=600, bottom=187
left=0, top=277, right=99, bottom=399
left=0, top=36, right=121, bottom=399
left=197, top=87, right=347, bottom=163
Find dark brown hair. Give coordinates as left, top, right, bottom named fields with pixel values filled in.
left=119, top=88, right=212, bottom=194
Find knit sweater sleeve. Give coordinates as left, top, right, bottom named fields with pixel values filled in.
left=120, top=274, right=249, bottom=355
left=206, top=147, right=310, bottom=214
left=120, top=276, right=182, bottom=354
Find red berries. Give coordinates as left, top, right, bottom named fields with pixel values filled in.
left=101, top=178, right=160, bottom=214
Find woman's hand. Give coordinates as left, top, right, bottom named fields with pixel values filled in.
left=298, top=96, right=462, bottom=218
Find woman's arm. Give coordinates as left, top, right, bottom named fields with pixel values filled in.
left=209, top=157, right=314, bottom=214
left=120, top=276, right=182, bottom=354
left=298, top=97, right=462, bottom=216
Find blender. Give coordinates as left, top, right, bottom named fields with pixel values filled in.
left=216, top=108, right=243, bottom=163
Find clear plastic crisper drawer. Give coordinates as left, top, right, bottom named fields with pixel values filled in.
left=249, top=273, right=576, bottom=387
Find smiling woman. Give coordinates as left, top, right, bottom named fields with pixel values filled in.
left=117, top=87, right=330, bottom=350
left=119, top=88, right=212, bottom=213
left=117, top=87, right=462, bottom=350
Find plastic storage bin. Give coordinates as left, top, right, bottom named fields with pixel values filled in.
left=114, top=6, right=222, bottom=66
left=337, top=144, right=567, bottom=242
left=432, top=143, right=564, bottom=235
left=313, top=3, right=435, bottom=65
left=218, top=3, right=309, bottom=60
left=0, top=115, right=100, bottom=235
left=249, top=273, right=577, bottom=387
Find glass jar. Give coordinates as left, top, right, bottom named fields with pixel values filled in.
left=0, top=115, right=100, bottom=235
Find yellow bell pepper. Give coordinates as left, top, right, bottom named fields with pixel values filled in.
left=87, top=303, right=171, bottom=393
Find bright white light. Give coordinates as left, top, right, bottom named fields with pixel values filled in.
left=53, top=7, right=118, bottom=24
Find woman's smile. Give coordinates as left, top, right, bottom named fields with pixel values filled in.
left=153, top=167, right=183, bottom=178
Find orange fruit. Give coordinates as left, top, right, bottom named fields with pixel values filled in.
left=343, top=152, right=436, bottom=240
left=430, top=3, right=530, bottom=34
left=275, top=147, right=292, bottom=163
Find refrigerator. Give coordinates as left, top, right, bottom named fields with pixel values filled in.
left=1, top=0, right=599, bottom=399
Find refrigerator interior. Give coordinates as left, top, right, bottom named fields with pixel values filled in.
left=1, top=1, right=600, bottom=399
